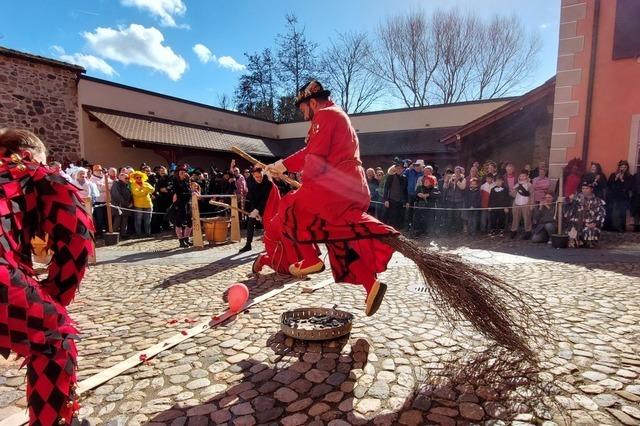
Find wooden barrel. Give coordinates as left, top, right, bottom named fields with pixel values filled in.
left=31, top=235, right=52, bottom=264
left=203, top=218, right=230, bottom=243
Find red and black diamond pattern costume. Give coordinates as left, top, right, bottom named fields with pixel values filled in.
left=0, top=155, right=93, bottom=425
left=272, top=102, right=398, bottom=294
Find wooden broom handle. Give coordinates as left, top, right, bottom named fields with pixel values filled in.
left=209, top=200, right=252, bottom=216
left=231, top=146, right=301, bottom=189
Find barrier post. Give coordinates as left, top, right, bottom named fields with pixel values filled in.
left=83, top=197, right=97, bottom=264
left=104, top=174, right=113, bottom=233
left=192, top=193, right=204, bottom=248
left=230, top=195, right=241, bottom=242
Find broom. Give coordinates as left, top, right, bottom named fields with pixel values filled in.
left=231, top=146, right=544, bottom=359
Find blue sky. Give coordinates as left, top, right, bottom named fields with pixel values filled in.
left=2, top=0, right=560, bottom=109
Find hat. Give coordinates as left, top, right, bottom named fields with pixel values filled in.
left=403, top=159, right=412, bottom=167
left=414, top=159, right=425, bottom=167
left=392, top=157, right=403, bottom=167
left=129, top=170, right=148, bottom=182
left=294, top=80, right=331, bottom=107
left=581, top=178, right=596, bottom=187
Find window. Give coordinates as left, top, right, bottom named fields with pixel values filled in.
left=613, top=0, right=640, bottom=60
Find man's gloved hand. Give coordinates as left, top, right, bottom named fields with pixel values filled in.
left=265, top=160, right=286, bottom=178
left=249, top=209, right=260, bottom=219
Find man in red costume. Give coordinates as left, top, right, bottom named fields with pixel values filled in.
left=0, top=129, right=94, bottom=425
left=260, top=81, right=398, bottom=316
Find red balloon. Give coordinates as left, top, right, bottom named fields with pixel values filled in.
left=227, top=283, right=249, bottom=312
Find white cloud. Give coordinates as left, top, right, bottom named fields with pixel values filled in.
left=192, top=43, right=245, bottom=72
left=217, top=56, right=245, bottom=72
left=193, top=43, right=215, bottom=63
left=83, top=24, right=187, bottom=81
left=51, top=45, right=117, bottom=76
left=120, top=0, right=187, bottom=28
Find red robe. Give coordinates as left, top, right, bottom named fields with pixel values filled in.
left=278, top=102, right=397, bottom=293
left=0, top=157, right=94, bottom=425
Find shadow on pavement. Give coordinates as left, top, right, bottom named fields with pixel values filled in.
left=150, top=333, right=557, bottom=425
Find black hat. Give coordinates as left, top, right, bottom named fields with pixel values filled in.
left=294, top=80, right=331, bottom=107
left=392, top=157, right=403, bottom=167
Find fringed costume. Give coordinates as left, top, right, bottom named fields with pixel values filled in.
left=0, top=155, right=94, bottom=425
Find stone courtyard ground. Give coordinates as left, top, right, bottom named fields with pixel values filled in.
left=1, top=232, right=640, bottom=425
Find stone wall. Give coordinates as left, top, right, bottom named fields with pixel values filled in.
left=0, top=51, right=83, bottom=162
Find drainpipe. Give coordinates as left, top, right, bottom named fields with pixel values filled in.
left=582, top=0, right=601, bottom=163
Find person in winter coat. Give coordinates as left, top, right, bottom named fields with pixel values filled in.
left=412, top=174, right=440, bottom=237
left=489, top=175, right=511, bottom=234
left=130, top=170, right=155, bottom=236
left=607, top=160, right=633, bottom=232
left=169, top=165, right=196, bottom=247
left=238, top=167, right=274, bottom=253
left=531, top=192, right=557, bottom=243
left=383, top=159, right=409, bottom=229
left=464, top=177, right=482, bottom=236
left=111, top=170, right=133, bottom=238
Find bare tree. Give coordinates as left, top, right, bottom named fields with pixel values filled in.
left=431, top=9, right=479, bottom=104
left=373, top=9, right=541, bottom=106
left=216, top=93, right=231, bottom=110
left=473, top=15, right=541, bottom=99
left=320, top=31, right=382, bottom=113
left=371, top=11, right=439, bottom=107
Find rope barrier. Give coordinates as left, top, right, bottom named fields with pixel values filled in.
left=369, top=200, right=563, bottom=211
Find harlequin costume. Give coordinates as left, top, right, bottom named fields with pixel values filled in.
left=565, top=179, right=606, bottom=248
left=262, top=81, right=398, bottom=316
left=0, top=154, right=94, bottom=425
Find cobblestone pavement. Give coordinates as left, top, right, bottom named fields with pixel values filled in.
left=1, top=232, right=639, bottom=425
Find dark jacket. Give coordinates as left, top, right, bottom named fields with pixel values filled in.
left=415, top=184, right=440, bottom=207
left=383, top=173, right=408, bottom=203
left=489, top=185, right=511, bottom=208
left=246, top=177, right=273, bottom=215
left=464, top=188, right=482, bottom=209
left=607, top=172, right=633, bottom=202
left=111, top=180, right=132, bottom=207
left=533, top=204, right=556, bottom=224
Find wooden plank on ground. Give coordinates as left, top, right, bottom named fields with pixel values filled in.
left=0, top=276, right=334, bottom=426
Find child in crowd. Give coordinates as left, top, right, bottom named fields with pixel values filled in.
left=480, top=173, right=495, bottom=232
left=510, top=171, right=533, bottom=239
left=489, top=175, right=511, bottom=235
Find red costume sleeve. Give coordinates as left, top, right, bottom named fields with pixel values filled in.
left=37, top=172, right=95, bottom=307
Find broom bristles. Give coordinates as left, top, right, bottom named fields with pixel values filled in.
left=380, top=235, right=545, bottom=360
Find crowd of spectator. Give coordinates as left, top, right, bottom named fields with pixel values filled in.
left=52, top=155, right=640, bottom=249
left=367, top=157, right=640, bottom=247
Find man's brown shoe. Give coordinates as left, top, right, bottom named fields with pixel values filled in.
left=289, top=260, right=325, bottom=277
left=252, top=255, right=265, bottom=274
left=365, top=280, right=387, bottom=316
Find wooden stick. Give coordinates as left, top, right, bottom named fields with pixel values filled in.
left=192, top=192, right=204, bottom=248
left=231, top=146, right=301, bottom=189
left=230, top=195, right=241, bottom=242
left=209, top=200, right=252, bottom=216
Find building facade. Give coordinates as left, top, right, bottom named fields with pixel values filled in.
left=549, top=0, right=640, bottom=178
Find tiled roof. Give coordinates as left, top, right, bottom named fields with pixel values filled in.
left=277, top=127, right=460, bottom=157
left=85, top=107, right=280, bottom=158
